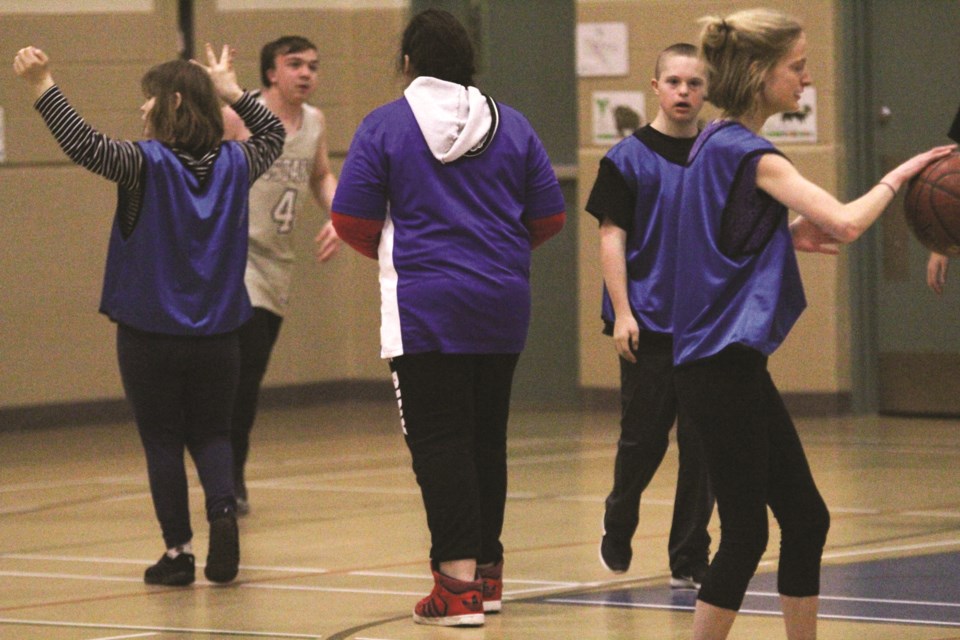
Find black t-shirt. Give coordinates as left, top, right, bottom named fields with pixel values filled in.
left=585, top=125, right=698, bottom=236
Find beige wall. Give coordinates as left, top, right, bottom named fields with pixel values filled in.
left=0, top=1, right=401, bottom=409
left=0, top=0, right=852, bottom=412
left=576, top=0, right=851, bottom=394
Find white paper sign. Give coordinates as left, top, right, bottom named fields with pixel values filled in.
left=762, top=87, right=817, bottom=143
left=577, top=22, right=629, bottom=77
left=592, top=91, right=646, bottom=146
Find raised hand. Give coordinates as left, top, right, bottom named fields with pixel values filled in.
left=194, top=43, right=243, bottom=105
left=13, top=46, right=55, bottom=98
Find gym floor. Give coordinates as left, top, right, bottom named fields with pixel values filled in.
left=1, top=397, right=958, bottom=639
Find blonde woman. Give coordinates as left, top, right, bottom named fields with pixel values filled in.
left=671, top=9, right=954, bottom=639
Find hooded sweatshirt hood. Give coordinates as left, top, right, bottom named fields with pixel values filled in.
left=404, top=76, right=499, bottom=164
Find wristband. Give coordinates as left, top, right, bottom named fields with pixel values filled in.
left=878, top=181, right=898, bottom=196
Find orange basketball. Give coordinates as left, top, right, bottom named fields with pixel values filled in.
left=904, top=152, right=960, bottom=255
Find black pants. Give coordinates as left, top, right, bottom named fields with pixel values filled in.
left=231, top=308, right=283, bottom=489
left=389, top=352, right=520, bottom=565
left=117, top=325, right=239, bottom=549
left=674, top=345, right=830, bottom=611
left=603, top=331, right=714, bottom=574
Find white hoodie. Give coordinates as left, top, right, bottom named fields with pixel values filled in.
left=403, top=76, right=498, bottom=164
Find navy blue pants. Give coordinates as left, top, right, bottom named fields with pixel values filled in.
left=674, top=345, right=830, bottom=611
left=603, top=330, right=714, bottom=575
left=389, top=352, right=519, bottom=565
left=231, top=308, right=283, bottom=488
left=117, top=325, right=238, bottom=549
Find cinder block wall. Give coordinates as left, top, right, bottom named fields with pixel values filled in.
left=0, top=0, right=850, bottom=414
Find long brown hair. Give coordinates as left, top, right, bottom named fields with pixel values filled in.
left=141, top=59, right=223, bottom=156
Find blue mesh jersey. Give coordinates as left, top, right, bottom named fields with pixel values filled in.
left=672, top=120, right=806, bottom=365
left=586, top=125, right=697, bottom=335
left=100, top=140, right=253, bottom=336
left=332, top=97, right=565, bottom=358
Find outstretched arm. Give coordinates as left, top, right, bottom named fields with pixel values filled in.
left=14, top=46, right=142, bottom=189
left=758, top=144, right=956, bottom=243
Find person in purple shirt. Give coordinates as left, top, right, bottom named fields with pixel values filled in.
left=332, top=8, right=565, bottom=628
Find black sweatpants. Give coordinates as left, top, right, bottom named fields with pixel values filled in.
left=231, top=308, right=283, bottom=488
left=603, top=331, right=714, bottom=574
left=389, top=351, right=520, bottom=565
left=673, top=345, right=830, bottom=611
left=117, top=324, right=239, bottom=549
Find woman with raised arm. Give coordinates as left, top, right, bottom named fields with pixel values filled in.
left=14, top=43, right=284, bottom=586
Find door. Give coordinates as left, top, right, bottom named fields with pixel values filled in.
left=867, top=1, right=960, bottom=414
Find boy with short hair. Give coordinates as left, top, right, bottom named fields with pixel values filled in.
left=587, top=43, right=715, bottom=587
left=223, top=36, right=341, bottom=515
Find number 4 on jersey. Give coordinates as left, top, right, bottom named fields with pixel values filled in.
left=272, top=188, right=298, bottom=234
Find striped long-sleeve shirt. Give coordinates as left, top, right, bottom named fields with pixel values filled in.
left=34, top=86, right=285, bottom=237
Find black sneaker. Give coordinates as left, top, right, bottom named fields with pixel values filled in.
left=144, top=552, right=195, bottom=586
left=204, top=511, right=239, bottom=583
left=670, top=565, right=708, bottom=590
left=599, top=533, right=632, bottom=573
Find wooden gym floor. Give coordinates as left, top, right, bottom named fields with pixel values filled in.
left=1, top=397, right=959, bottom=639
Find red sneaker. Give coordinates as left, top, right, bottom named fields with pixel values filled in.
left=413, top=570, right=484, bottom=626
left=477, top=560, right=503, bottom=613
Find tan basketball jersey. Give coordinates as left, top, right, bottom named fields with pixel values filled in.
left=245, top=101, right=322, bottom=315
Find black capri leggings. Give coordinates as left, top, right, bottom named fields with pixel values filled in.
left=673, top=345, right=830, bottom=611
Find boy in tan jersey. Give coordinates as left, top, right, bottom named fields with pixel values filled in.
left=223, top=36, right=340, bottom=515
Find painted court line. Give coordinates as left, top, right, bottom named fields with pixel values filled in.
left=0, top=617, right=324, bottom=638
left=350, top=569, right=582, bottom=587
left=744, top=590, right=960, bottom=609
left=241, top=583, right=422, bottom=597
left=543, top=598, right=960, bottom=628
left=822, top=539, right=960, bottom=561
left=1, top=553, right=329, bottom=574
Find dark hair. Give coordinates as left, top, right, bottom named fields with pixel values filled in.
left=654, top=42, right=698, bottom=79
left=400, top=8, right=475, bottom=86
left=699, top=9, right=803, bottom=118
left=141, top=59, right=223, bottom=156
left=260, top=35, right=318, bottom=87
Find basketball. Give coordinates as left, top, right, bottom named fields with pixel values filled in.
left=903, top=151, right=960, bottom=255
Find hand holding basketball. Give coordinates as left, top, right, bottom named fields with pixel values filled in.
left=903, top=150, right=960, bottom=255
left=884, top=144, right=956, bottom=190
left=13, top=46, right=54, bottom=98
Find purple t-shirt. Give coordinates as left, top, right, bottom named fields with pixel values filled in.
left=333, top=97, right=565, bottom=357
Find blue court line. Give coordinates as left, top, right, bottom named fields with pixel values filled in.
left=545, top=551, right=960, bottom=628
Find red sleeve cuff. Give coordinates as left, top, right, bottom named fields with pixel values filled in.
left=331, top=211, right=383, bottom=260
left=526, top=212, right=566, bottom=249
